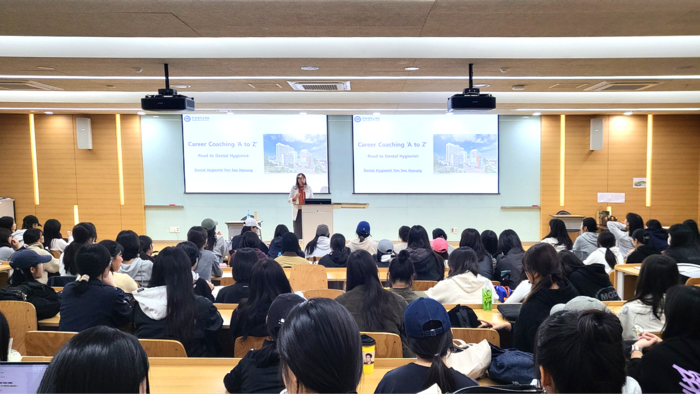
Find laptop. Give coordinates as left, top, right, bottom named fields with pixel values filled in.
left=0, top=362, right=49, bottom=393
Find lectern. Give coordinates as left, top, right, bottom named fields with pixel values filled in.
left=294, top=202, right=369, bottom=246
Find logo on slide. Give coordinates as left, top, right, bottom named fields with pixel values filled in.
left=183, top=115, right=191, bottom=122
left=354, top=116, right=361, bottom=123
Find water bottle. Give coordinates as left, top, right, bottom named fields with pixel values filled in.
left=482, top=287, right=493, bottom=311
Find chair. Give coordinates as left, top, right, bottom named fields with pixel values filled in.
left=0, top=301, right=37, bottom=354
left=686, top=277, right=700, bottom=287
left=360, top=332, right=403, bottom=358
left=452, top=328, right=501, bottom=347
left=214, top=303, right=238, bottom=310
left=51, top=287, right=63, bottom=292
left=234, top=336, right=270, bottom=358
left=289, top=264, right=327, bottom=292
left=220, top=277, right=235, bottom=286
left=50, top=250, right=61, bottom=259
left=602, top=300, right=625, bottom=307
left=139, top=339, right=188, bottom=357
left=303, top=289, right=344, bottom=299
left=412, top=280, right=437, bottom=291
left=25, top=330, right=76, bottom=356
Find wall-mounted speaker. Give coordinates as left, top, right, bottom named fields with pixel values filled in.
left=76, top=117, right=92, bottom=150
left=590, top=118, right=604, bottom=150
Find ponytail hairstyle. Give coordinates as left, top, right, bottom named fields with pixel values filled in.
left=388, top=249, right=415, bottom=286
left=522, top=243, right=563, bottom=302
left=447, top=247, right=479, bottom=278
left=204, top=228, right=216, bottom=252
left=631, top=255, right=679, bottom=319
left=631, top=228, right=648, bottom=245
left=73, top=244, right=112, bottom=295
left=346, top=250, right=390, bottom=331
left=535, top=310, right=626, bottom=394
left=63, top=224, right=92, bottom=275
left=43, top=219, right=62, bottom=250
left=597, top=231, right=618, bottom=270
left=480, top=229, right=499, bottom=258
left=543, top=219, right=573, bottom=250
left=458, top=228, right=487, bottom=260
left=626, top=213, right=644, bottom=237
left=148, top=247, right=197, bottom=349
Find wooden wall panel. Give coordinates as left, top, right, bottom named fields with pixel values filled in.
left=607, top=116, right=650, bottom=221
left=119, top=115, right=146, bottom=234
left=0, top=115, right=35, bottom=221
left=540, top=116, right=561, bottom=238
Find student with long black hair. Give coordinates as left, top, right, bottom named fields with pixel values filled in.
left=61, top=224, right=91, bottom=276
left=98, top=240, right=138, bottom=294
left=481, top=229, right=499, bottom=261
left=459, top=228, right=493, bottom=279
left=217, top=247, right=257, bottom=303
left=318, top=233, right=351, bottom=268
left=275, top=232, right=309, bottom=267
left=645, top=219, right=669, bottom=252
left=267, top=224, right=304, bottom=258
left=619, top=255, right=678, bottom=340
left=376, top=297, right=478, bottom=393
left=494, top=229, right=526, bottom=288
left=43, top=219, right=67, bottom=252
left=572, top=217, right=599, bottom=260
left=8, top=249, right=60, bottom=320
left=395, top=225, right=411, bottom=253
left=201, top=218, right=228, bottom=264
left=231, top=231, right=268, bottom=262
left=138, top=235, right=154, bottom=262
left=59, top=244, right=132, bottom=332
left=38, top=326, right=149, bottom=394
left=559, top=250, right=619, bottom=301
left=426, top=247, right=496, bottom=304
left=186, top=226, right=222, bottom=282
left=626, top=229, right=660, bottom=265
left=541, top=219, right=573, bottom=252
left=278, top=298, right=363, bottom=394
left=684, top=219, right=700, bottom=247
left=583, top=231, right=624, bottom=274
left=664, top=223, right=700, bottom=267
left=133, top=247, right=222, bottom=357
left=388, top=250, right=424, bottom=304
left=117, top=230, right=153, bottom=287
left=176, top=241, right=215, bottom=301
left=607, top=213, right=644, bottom=257
left=408, top=225, right=445, bottom=281
left=305, top=224, right=331, bottom=258
left=0, top=216, right=15, bottom=232
left=336, top=250, right=411, bottom=357
left=229, top=259, right=292, bottom=348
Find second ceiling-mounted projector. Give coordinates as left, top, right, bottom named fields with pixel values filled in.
left=447, top=63, right=496, bottom=112
left=141, top=64, right=195, bottom=111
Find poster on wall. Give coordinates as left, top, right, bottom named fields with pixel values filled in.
left=633, top=178, right=647, bottom=188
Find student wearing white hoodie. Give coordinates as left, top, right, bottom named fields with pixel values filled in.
left=425, top=247, right=496, bottom=304
left=583, top=231, right=624, bottom=274
left=347, top=221, right=378, bottom=255
left=133, top=247, right=222, bottom=357
left=572, top=217, right=599, bottom=261
left=305, top=224, right=331, bottom=259
left=116, top=230, right=153, bottom=287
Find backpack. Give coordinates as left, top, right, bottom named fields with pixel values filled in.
left=448, top=304, right=480, bottom=328
left=0, top=282, right=60, bottom=320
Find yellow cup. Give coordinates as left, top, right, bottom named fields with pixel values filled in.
left=361, top=334, right=376, bottom=374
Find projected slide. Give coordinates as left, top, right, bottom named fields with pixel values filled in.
left=182, top=115, right=329, bottom=193
left=353, top=115, right=499, bottom=194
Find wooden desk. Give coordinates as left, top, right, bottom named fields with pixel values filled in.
left=0, top=263, right=12, bottom=272
left=614, top=264, right=641, bottom=301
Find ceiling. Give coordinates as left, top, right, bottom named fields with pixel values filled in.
left=0, top=0, right=699, bottom=114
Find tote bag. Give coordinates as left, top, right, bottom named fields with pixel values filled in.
left=446, top=339, right=491, bottom=380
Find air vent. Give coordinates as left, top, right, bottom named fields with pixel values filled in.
left=287, top=81, right=351, bottom=91
left=0, top=81, right=63, bottom=91
left=584, top=81, right=660, bottom=92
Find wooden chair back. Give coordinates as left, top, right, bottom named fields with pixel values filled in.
left=451, top=328, right=501, bottom=347
left=50, top=251, right=61, bottom=259
left=234, top=336, right=270, bottom=358
left=222, top=267, right=232, bottom=274
left=609, top=271, right=615, bottom=286
left=412, top=280, right=437, bottom=291
left=220, top=277, right=235, bottom=286
left=289, top=264, right=327, bottom=292
left=214, top=303, right=238, bottom=310
left=0, top=301, right=37, bottom=354
left=303, top=289, right=344, bottom=299
left=139, top=339, right=188, bottom=357
left=51, top=287, right=63, bottom=292
left=25, top=330, right=76, bottom=356
left=360, top=332, right=402, bottom=358
left=602, top=300, right=626, bottom=307
left=686, top=277, right=700, bottom=287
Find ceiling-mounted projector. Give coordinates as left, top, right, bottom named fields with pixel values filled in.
left=141, top=64, right=195, bottom=111
left=447, top=63, right=496, bottom=112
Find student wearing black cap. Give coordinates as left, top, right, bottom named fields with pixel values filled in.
left=224, top=293, right=305, bottom=393
left=8, top=249, right=60, bottom=320
left=12, top=215, right=41, bottom=248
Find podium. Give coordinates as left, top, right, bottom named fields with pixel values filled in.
left=295, top=202, right=369, bottom=246
left=225, top=220, right=263, bottom=240
left=549, top=214, right=585, bottom=233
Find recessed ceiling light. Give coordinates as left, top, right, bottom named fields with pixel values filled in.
left=473, top=84, right=490, bottom=88
left=137, top=111, right=145, bottom=115
left=404, top=67, right=420, bottom=71
left=301, top=66, right=319, bottom=71
left=373, top=112, right=380, bottom=116
left=299, top=112, right=307, bottom=115
left=171, top=85, right=190, bottom=89
left=37, top=66, right=54, bottom=71
left=533, top=112, right=542, bottom=116
left=44, top=111, right=53, bottom=115
left=624, top=111, right=634, bottom=115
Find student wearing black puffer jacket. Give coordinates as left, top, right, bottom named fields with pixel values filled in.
left=560, top=251, right=619, bottom=301
left=318, top=234, right=351, bottom=268
left=406, top=226, right=445, bottom=281
left=7, top=249, right=60, bottom=320
left=626, top=229, right=660, bottom=265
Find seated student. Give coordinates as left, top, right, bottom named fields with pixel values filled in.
left=231, top=232, right=268, bottom=262
left=481, top=243, right=579, bottom=353
left=98, top=240, right=138, bottom=294
left=43, top=219, right=68, bottom=253
left=59, top=244, right=132, bottom=332
left=138, top=235, right=154, bottom=262
left=494, top=229, right=526, bottom=289
left=481, top=229, right=499, bottom=262
left=60, top=224, right=92, bottom=276
left=684, top=219, right=700, bottom=247
left=267, top=224, right=304, bottom=258
left=75, top=221, right=98, bottom=243
left=217, top=247, right=257, bottom=303
left=275, top=233, right=309, bottom=267
left=376, top=297, right=478, bottom=393
left=224, top=293, right=305, bottom=394
left=38, top=326, right=149, bottom=394
left=318, top=233, right=351, bottom=268
left=116, top=230, right=153, bottom=287
left=133, top=247, right=223, bottom=357
left=432, top=228, right=456, bottom=255
left=459, top=228, right=493, bottom=279
left=376, top=239, right=397, bottom=268
left=305, top=224, right=331, bottom=259
left=645, top=219, right=669, bottom=251
left=426, top=247, right=496, bottom=304
left=201, top=218, right=228, bottom=264
left=0, top=311, right=21, bottom=361
left=11, top=214, right=41, bottom=248
left=22, top=229, right=60, bottom=283
left=230, top=259, right=292, bottom=348
left=540, top=219, right=573, bottom=252
left=231, top=218, right=270, bottom=255
left=176, top=241, right=215, bottom=301
left=625, top=229, right=660, bottom=265
left=8, top=249, right=60, bottom=320
left=0, top=216, right=15, bottom=232
left=348, top=221, right=378, bottom=254
left=186, top=226, right=222, bottom=282
left=572, top=217, right=599, bottom=261
left=388, top=250, right=425, bottom=304
left=504, top=279, right=532, bottom=304
left=408, top=225, right=445, bottom=281
left=607, top=213, right=644, bottom=257
left=336, top=250, right=412, bottom=357
left=431, top=237, right=449, bottom=262
left=619, top=255, right=678, bottom=340
left=628, top=285, right=700, bottom=393
left=560, top=251, right=619, bottom=301
left=536, top=309, right=641, bottom=394
left=583, top=231, right=624, bottom=274
left=0, top=228, right=19, bottom=262
left=664, top=223, right=700, bottom=267
left=394, top=225, right=411, bottom=253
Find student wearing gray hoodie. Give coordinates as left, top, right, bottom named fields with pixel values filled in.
left=573, top=218, right=599, bottom=261
left=116, top=230, right=153, bottom=287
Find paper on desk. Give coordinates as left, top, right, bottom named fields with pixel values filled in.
left=598, top=193, right=625, bottom=203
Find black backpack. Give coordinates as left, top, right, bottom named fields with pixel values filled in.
left=448, top=304, right=480, bottom=328
left=0, top=282, right=60, bottom=320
